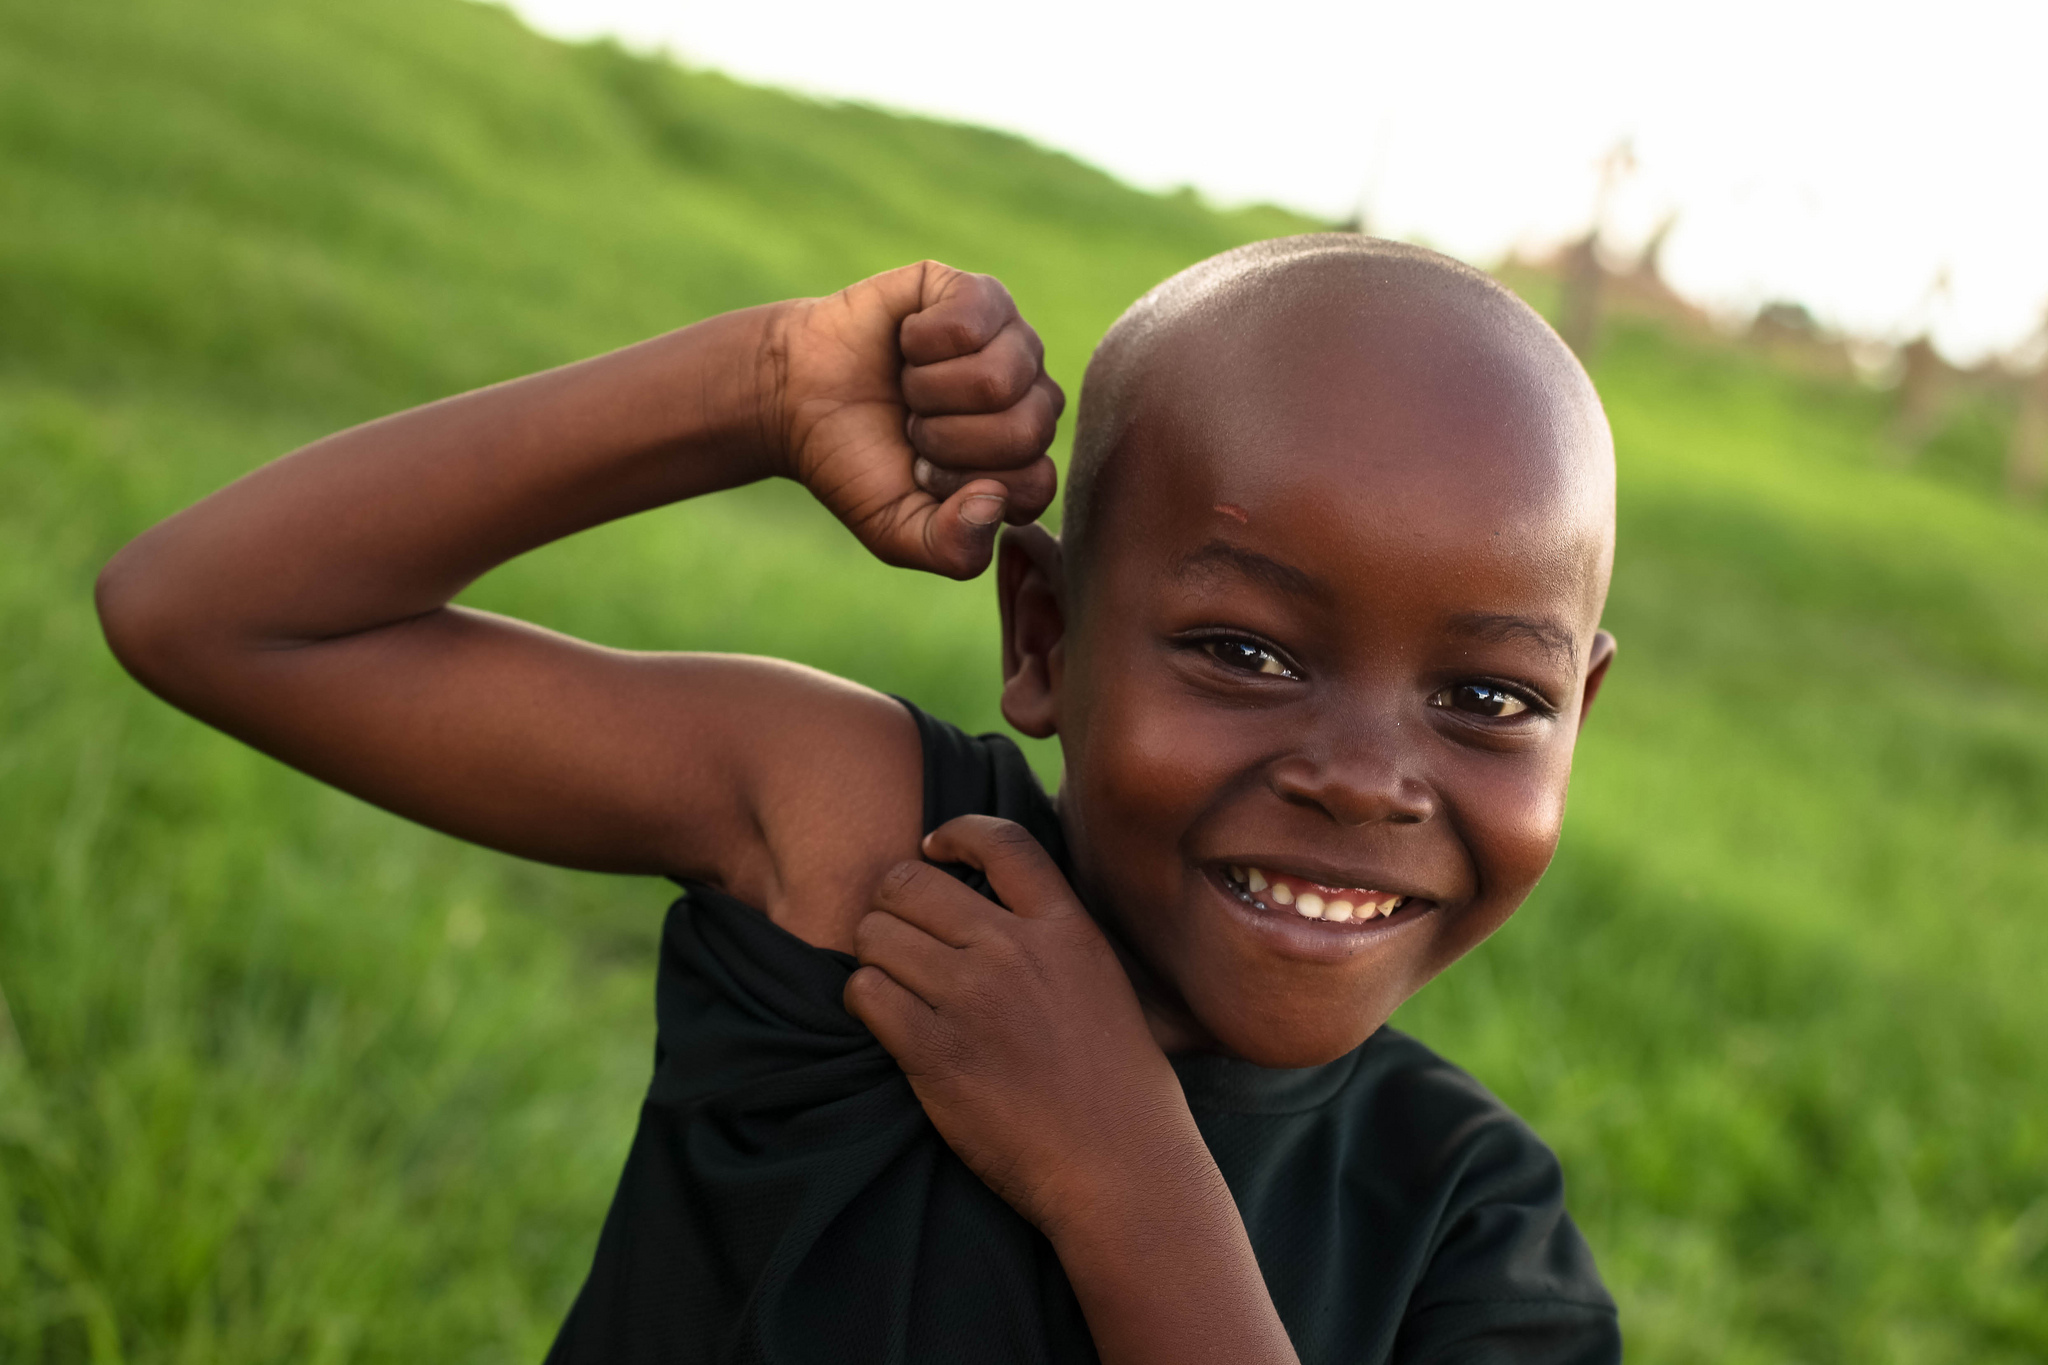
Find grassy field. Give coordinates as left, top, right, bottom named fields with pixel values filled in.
left=2, top=1, right=2044, bottom=1360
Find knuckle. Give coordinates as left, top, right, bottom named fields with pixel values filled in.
left=968, top=270, right=1010, bottom=307
left=939, top=318, right=978, bottom=355
left=984, top=819, right=1037, bottom=851
left=1023, top=459, right=1059, bottom=505
left=876, top=859, right=928, bottom=904
left=913, top=418, right=962, bottom=461
left=843, top=964, right=885, bottom=1011
left=1003, top=405, right=1049, bottom=455
left=967, top=365, right=1009, bottom=409
left=986, top=932, right=1031, bottom=972
left=1003, top=352, right=1038, bottom=401
left=852, top=909, right=889, bottom=953
left=1026, top=401, right=1058, bottom=449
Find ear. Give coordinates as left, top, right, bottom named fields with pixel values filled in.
left=1576, top=630, right=1617, bottom=733
left=995, top=524, right=1066, bottom=739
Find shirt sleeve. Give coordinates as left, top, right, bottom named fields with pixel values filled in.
left=1390, top=1109, right=1621, bottom=1365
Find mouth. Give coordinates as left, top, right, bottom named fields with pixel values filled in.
left=1218, top=863, right=1416, bottom=925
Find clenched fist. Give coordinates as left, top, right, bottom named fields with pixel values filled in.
left=764, top=262, right=1064, bottom=579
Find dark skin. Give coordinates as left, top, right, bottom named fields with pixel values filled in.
left=1004, top=282, right=1618, bottom=1069
left=98, top=258, right=1614, bottom=1365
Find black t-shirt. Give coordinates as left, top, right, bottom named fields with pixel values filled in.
left=547, top=703, right=1620, bottom=1364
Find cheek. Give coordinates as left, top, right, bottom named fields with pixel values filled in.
left=1058, top=642, right=1260, bottom=941
left=1069, top=663, right=1216, bottom=850
left=1454, top=751, right=1573, bottom=903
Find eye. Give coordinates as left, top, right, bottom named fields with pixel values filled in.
left=1201, top=638, right=1297, bottom=678
left=1431, top=683, right=1534, bottom=718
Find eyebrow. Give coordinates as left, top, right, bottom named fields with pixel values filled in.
left=1172, top=540, right=1328, bottom=602
left=1446, top=611, right=1581, bottom=671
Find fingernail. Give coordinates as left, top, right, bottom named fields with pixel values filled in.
left=962, top=495, right=1006, bottom=527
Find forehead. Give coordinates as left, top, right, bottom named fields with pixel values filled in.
left=1094, top=290, right=1613, bottom=629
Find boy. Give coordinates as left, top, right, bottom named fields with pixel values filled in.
left=98, top=235, right=1621, bottom=1363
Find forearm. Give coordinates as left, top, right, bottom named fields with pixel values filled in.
left=1048, top=1124, right=1299, bottom=1365
left=99, top=303, right=788, bottom=662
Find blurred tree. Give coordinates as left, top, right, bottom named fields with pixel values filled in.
left=1557, top=229, right=1603, bottom=359
left=1892, top=334, right=1953, bottom=456
left=1558, top=140, right=1635, bottom=360
left=1888, top=270, right=1956, bottom=461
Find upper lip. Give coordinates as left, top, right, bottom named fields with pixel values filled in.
left=1210, top=856, right=1430, bottom=902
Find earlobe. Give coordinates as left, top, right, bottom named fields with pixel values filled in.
left=995, top=525, right=1066, bottom=739
left=1577, top=630, right=1617, bottom=732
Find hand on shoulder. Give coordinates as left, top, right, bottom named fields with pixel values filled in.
left=845, top=815, right=1187, bottom=1234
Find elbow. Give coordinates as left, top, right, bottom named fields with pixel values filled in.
left=96, top=535, right=191, bottom=694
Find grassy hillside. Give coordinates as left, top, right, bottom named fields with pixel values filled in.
left=2, top=1, right=2043, bottom=1361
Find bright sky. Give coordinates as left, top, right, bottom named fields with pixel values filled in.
left=506, top=0, right=2048, bottom=365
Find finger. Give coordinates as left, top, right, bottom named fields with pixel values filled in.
left=854, top=909, right=970, bottom=1004
left=870, top=860, right=1007, bottom=945
left=921, top=816, right=1085, bottom=920
left=913, top=456, right=1057, bottom=525
left=908, top=374, right=1064, bottom=470
left=899, top=271, right=1018, bottom=366
left=860, top=476, right=1010, bottom=579
left=844, top=963, right=943, bottom=1060
left=900, top=318, right=1044, bottom=417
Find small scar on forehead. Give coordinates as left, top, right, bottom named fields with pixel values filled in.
left=1213, top=503, right=1250, bottom=523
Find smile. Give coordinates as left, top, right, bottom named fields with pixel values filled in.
left=1222, top=865, right=1410, bottom=923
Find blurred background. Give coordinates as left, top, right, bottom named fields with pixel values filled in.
left=1, top=0, right=2042, bottom=1360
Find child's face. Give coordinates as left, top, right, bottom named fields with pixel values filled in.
left=1020, top=296, right=1615, bottom=1068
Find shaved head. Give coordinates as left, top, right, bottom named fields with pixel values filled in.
left=1062, top=234, right=1614, bottom=600
left=993, top=235, right=1624, bottom=1065
left=997, top=235, right=1624, bottom=1066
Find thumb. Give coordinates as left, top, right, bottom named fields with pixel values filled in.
left=877, top=478, right=1010, bottom=580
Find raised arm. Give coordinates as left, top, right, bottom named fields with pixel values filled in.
left=96, top=263, right=1061, bottom=937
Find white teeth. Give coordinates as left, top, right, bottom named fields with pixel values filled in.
left=1225, top=866, right=1411, bottom=923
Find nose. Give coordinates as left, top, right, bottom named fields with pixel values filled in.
left=1267, top=716, right=1436, bottom=827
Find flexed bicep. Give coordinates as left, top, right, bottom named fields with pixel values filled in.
left=121, top=604, right=923, bottom=905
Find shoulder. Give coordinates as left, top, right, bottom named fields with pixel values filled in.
left=1346, top=1031, right=1619, bottom=1357
left=697, top=671, right=1055, bottom=954
left=1344, top=1029, right=1587, bottom=1254
left=682, top=658, right=924, bottom=952
left=1352, top=1029, right=1559, bottom=1187
left=897, top=702, right=1064, bottom=858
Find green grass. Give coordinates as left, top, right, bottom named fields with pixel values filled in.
left=1, top=1, right=2043, bottom=1360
